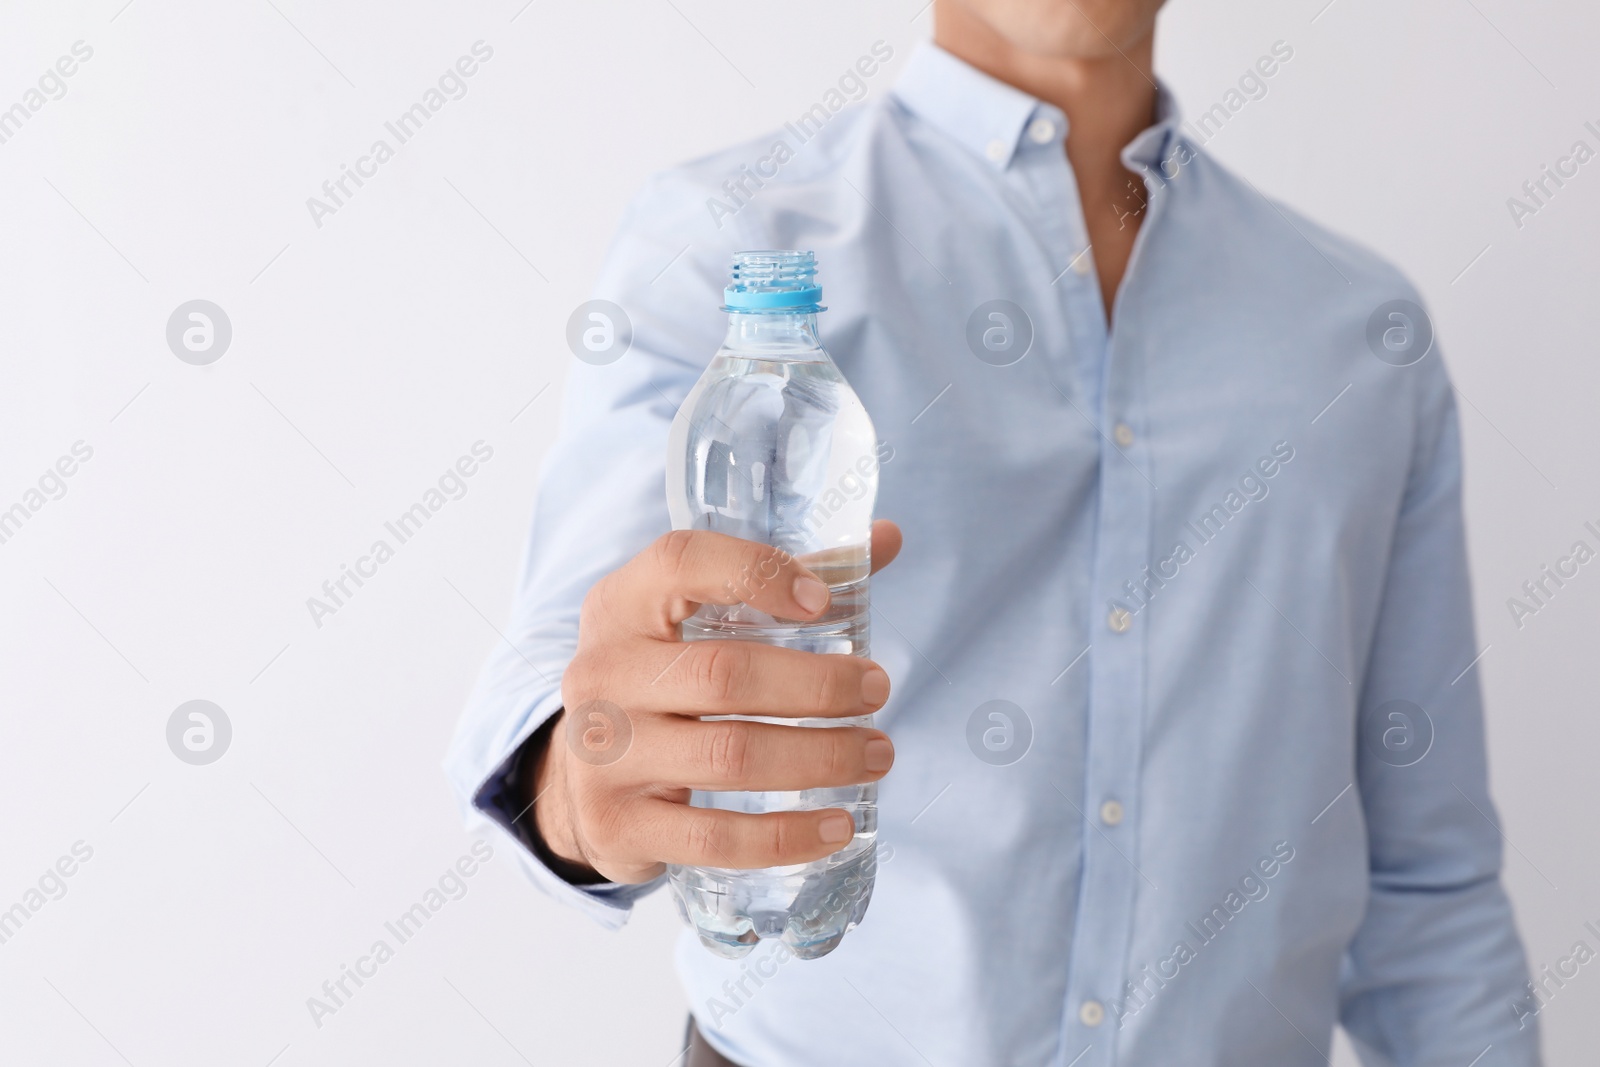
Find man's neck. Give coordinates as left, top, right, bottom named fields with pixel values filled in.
left=933, top=4, right=1160, bottom=317
left=934, top=7, right=1157, bottom=169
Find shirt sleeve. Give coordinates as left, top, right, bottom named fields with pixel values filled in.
left=441, top=169, right=750, bottom=928
left=1338, top=349, right=1541, bottom=1065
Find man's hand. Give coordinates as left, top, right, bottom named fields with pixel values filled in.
left=526, top=521, right=903, bottom=884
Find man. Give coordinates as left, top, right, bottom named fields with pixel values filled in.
left=446, top=0, right=1540, bottom=1063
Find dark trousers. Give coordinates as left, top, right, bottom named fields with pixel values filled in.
left=685, top=1018, right=743, bottom=1067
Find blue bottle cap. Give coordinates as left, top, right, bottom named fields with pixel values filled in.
left=722, top=250, right=825, bottom=313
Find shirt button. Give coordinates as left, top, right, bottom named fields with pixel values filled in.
left=1113, top=422, right=1135, bottom=447
left=985, top=139, right=1008, bottom=164
left=1080, top=1000, right=1105, bottom=1027
left=1071, top=249, right=1092, bottom=275
left=1100, top=799, right=1124, bottom=826
left=1027, top=117, right=1057, bottom=144
left=1108, top=607, right=1132, bottom=634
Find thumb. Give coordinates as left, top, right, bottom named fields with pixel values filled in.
left=869, top=520, right=902, bottom=575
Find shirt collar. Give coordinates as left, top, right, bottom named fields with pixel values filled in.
left=892, top=43, right=1039, bottom=169
left=892, top=42, right=1183, bottom=174
left=1122, top=82, right=1182, bottom=173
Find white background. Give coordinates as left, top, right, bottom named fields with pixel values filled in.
left=1, top=0, right=1595, bottom=1064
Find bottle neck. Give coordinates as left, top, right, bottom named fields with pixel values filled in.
left=723, top=311, right=824, bottom=358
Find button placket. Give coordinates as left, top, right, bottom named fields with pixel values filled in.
left=1060, top=201, right=1159, bottom=1061
left=1012, top=106, right=1096, bottom=406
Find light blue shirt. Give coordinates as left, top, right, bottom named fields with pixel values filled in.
left=446, top=43, right=1538, bottom=1067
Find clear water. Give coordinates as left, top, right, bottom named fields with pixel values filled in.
left=665, top=328, right=881, bottom=960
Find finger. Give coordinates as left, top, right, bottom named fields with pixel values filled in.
left=630, top=717, right=893, bottom=791
left=869, top=519, right=902, bottom=575
left=635, top=800, right=861, bottom=869
left=609, top=530, right=835, bottom=636
left=626, top=640, right=890, bottom=718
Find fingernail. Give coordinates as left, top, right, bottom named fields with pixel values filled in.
left=793, top=576, right=829, bottom=614
left=819, top=812, right=854, bottom=843
left=864, top=738, right=894, bottom=773
left=860, top=668, right=890, bottom=708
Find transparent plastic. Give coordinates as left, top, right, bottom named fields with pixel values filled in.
left=664, top=251, right=880, bottom=960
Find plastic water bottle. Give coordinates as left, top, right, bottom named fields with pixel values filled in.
left=665, top=250, right=881, bottom=960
